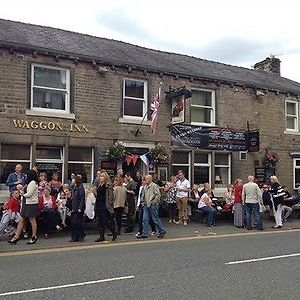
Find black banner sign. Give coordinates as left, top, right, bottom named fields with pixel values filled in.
left=171, top=124, right=259, bottom=151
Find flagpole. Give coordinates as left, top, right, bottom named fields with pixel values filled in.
left=134, top=82, right=162, bottom=137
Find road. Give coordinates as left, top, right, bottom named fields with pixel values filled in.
left=0, top=230, right=300, bottom=299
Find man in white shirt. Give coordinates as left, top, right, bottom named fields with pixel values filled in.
left=242, top=175, right=263, bottom=230
left=175, top=170, right=190, bottom=226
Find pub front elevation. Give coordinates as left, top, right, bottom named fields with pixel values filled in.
left=1, top=18, right=300, bottom=202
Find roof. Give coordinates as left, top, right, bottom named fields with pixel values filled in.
left=1, top=18, right=300, bottom=94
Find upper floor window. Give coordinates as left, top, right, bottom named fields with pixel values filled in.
left=31, top=64, right=70, bottom=113
left=285, top=100, right=298, bottom=131
left=123, top=78, right=147, bottom=119
left=191, top=89, right=215, bottom=126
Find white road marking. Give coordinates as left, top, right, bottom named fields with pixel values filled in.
left=225, top=253, right=300, bottom=265
left=0, top=275, right=135, bottom=297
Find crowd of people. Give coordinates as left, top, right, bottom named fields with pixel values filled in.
left=1, top=164, right=300, bottom=245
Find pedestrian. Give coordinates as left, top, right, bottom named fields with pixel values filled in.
left=137, top=175, right=166, bottom=239
left=233, top=178, right=244, bottom=228
left=95, top=172, right=117, bottom=242
left=124, top=172, right=137, bottom=233
left=282, top=186, right=293, bottom=223
left=113, top=176, right=127, bottom=235
left=8, top=169, right=39, bottom=244
left=269, top=176, right=285, bottom=229
left=242, top=175, right=263, bottom=231
left=164, top=176, right=177, bottom=223
left=69, top=175, right=86, bottom=242
left=6, top=164, right=26, bottom=192
left=174, top=170, right=190, bottom=226
left=136, top=176, right=157, bottom=237
left=84, top=186, right=96, bottom=220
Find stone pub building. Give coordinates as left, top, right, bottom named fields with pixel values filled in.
left=1, top=18, right=300, bottom=202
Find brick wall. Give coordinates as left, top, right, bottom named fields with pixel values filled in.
left=1, top=48, right=300, bottom=190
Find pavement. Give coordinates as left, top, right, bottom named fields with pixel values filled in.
left=1, top=215, right=300, bottom=253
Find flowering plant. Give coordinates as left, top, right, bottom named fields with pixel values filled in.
left=106, top=141, right=126, bottom=161
left=262, top=148, right=279, bottom=168
left=150, top=144, right=169, bottom=164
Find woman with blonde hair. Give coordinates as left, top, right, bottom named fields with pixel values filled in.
left=233, top=178, right=244, bottom=228
left=95, top=172, right=117, bottom=242
left=164, top=176, right=177, bottom=223
left=269, top=175, right=285, bottom=229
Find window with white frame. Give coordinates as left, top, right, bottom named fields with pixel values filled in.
left=123, top=78, right=147, bottom=119
left=194, top=153, right=211, bottom=184
left=31, top=64, right=70, bottom=113
left=191, top=89, right=215, bottom=126
left=68, top=147, right=94, bottom=187
left=293, top=158, right=300, bottom=189
left=0, top=144, right=31, bottom=190
left=286, top=100, right=298, bottom=131
left=214, top=153, right=231, bottom=188
left=171, top=151, right=190, bottom=180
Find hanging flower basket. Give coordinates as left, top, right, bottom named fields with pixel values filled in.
left=262, top=148, right=279, bottom=168
left=150, top=144, right=169, bottom=164
left=106, top=141, right=126, bottom=161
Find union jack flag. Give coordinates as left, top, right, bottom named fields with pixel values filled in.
left=150, top=87, right=161, bottom=134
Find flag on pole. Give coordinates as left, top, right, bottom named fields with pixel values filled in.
left=150, top=85, right=161, bottom=134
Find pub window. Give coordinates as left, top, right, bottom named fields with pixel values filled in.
left=214, top=153, right=231, bottom=188
left=0, top=144, right=31, bottom=190
left=31, top=64, right=70, bottom=113
left=191, top=89, right=215, bottom=126
left=123, top=78, right=147, bottom=119
left=285, top=100, right=298, bottom=131
left=36, top=146, right=63, bottom=182
left=194, top=153, right=211, bottom=184
left=68, top=147, right=94, bottom=187
left=293, top=158, right=300, bottom=189
left=171, top=151, right=190, bottom=180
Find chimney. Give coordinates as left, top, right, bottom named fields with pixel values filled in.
left=254, top=57, right=281, bottom=75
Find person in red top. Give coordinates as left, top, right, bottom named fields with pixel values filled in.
left=38, top=186, right=62, bottom=238
left=48, top=172, right=62, bottom=199
left=233, top=178, right=244, bottom=228
left=0, top=190, right=21, bottom=235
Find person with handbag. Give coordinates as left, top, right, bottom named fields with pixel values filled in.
left=269, top=176, right=285, bottom=229
left=8, top=169, right=39, bottom=245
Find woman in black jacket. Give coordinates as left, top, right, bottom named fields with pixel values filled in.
left=70, top=175, right=86, bottom=242
left=269, top=176, right=284, bottom=229
left=95, top=171, right=117, bottom=242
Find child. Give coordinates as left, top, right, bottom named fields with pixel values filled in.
left=84, top=186, right=96, bottom=220
left=0, top=190, right=21, bottom=236
left=56, top=185, right=69, bottom=227
left=38, top=172, right=49, bottom=198
left=49, top=172, right=62, bottom=199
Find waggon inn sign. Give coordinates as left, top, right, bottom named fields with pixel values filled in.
left=12, top=119, right=88, bottom=133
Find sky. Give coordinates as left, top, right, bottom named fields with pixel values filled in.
left=1, top=0, right=300, bottom=82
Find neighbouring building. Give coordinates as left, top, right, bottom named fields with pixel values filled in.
left=1, top=18, right=300, bottom=202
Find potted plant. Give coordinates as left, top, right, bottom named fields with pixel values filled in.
left=106, top=140, right=126, bottom=161
left=262, top=148, right=279, bottom=168
left=150, top=143, right=169, bottom=164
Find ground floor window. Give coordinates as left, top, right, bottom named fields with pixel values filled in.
left=68, top=147, right=94, bottom=187
left=214, top=153, right=231, bottom=188
left=194, top=153, right=211, bottom=184
left=36, top=146, right=63, bottom=182
left=171, top=150, right=231, bottom=188
left=171, top=151, right=190, bottom=180
left=0, top=144, right=94, bottom=191
left=293, top=158, right=300, bottom=188
left=0, top=144, right=31, bottom=190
